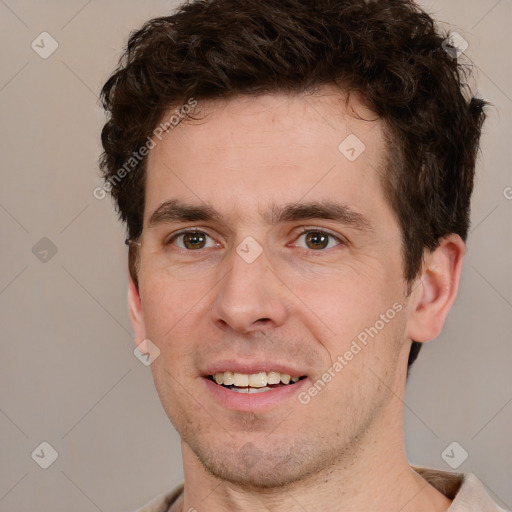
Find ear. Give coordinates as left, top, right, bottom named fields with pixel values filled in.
left=406, top=234, right=466, bottom=343
left=128, top=270, right=146, bottom=346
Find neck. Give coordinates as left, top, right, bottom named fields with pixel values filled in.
left=175, top=403, right=452, bottom=512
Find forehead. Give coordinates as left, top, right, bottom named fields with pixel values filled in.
left=144, top=87, right=389, bottom=225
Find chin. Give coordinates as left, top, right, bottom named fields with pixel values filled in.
left=189, top=435, right=329, bottom=490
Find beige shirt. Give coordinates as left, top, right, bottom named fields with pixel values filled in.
left=133, top=466, right=509, bottom=512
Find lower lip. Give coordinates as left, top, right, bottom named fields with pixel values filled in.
left=203, top=377, right=308, bottom=412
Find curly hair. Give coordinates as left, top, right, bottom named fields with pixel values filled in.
left=100, top=0, right=487, bottom=370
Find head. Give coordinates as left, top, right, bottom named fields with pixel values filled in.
left=100, top=0, right=486, bottom=488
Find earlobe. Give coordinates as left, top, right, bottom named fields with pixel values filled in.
left=128, top=271, right=146, bottom=344
left=406, top=234, right=466, bottom=343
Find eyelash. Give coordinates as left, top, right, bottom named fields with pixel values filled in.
left=165, top=227, right=346, bottom=252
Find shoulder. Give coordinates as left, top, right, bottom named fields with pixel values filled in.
left=412, top=466, right=509, bottom=512
left=130, top=483, right=184, bottom=512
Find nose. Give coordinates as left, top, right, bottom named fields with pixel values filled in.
left=211, top=244, right=290, bottom=334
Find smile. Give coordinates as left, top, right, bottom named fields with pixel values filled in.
left=209, top=371, right=306, bottom=393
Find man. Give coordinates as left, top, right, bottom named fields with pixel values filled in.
left=99, top=0, right=505, bottom=510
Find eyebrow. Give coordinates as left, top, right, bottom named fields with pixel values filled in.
left=148, top=199, right=222, bottom=226
left=264, top=201, right=373, bottom=233
left=148, top=199, right=373, bottom=233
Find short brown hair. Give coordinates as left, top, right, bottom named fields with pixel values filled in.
left=100, top=0, right=487, bottom=369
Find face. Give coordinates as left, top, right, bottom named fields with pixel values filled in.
left=129, top=88, right=414, bottom=487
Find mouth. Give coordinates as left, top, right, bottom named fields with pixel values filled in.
left=208, top=371, right=307, bottom=394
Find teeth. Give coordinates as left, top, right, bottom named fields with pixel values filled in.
left=248, top=372, right=267, bottom=387
left=232, top=386, right=271, bottom=394
left=233, top=373, right=249, bottom=387
left=212, top=371, right=302, bottom=388
left=267, top=371, right=281, bottom=385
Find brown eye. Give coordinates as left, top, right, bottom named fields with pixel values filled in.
left=183, top=232, right=207, bottom=249
left=169, top=231, right=216, bottom=250
left=295, top=230, right=342, bottom=251
left=305, top=231, right=329, bottom=249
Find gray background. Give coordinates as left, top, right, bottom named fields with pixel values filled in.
left=0, top=0, right=510, bottom=510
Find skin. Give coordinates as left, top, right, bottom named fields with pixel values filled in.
left=128, top=86, right=465, bottom=511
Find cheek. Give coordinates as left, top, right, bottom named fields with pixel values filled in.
left=301, top=270, right=397, bottom=327
left=296, top=267, right=406, bottom=362
left=307, top=303, right=408, bottom=412
left=139, top=272, right=205, bottom=346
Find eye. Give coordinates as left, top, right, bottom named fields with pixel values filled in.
left=167, top=230, right=219, bottom=250
left=293, top=229, right=343, bottom=251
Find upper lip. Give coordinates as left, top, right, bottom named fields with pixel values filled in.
left=202, top=360, right=307, bottom=377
